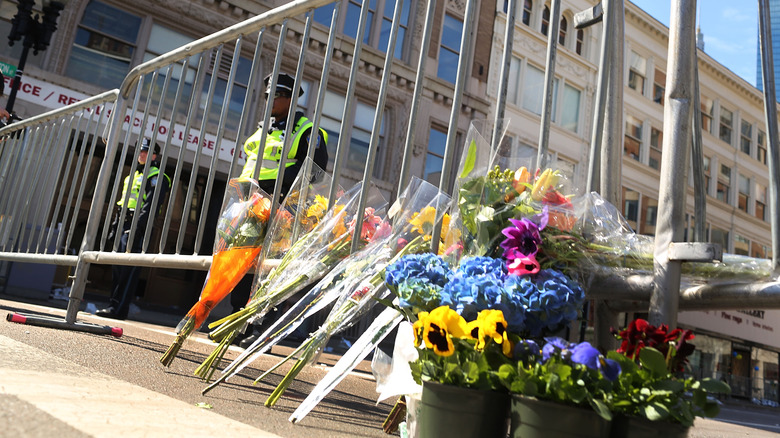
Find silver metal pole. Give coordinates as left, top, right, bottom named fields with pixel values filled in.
left=431, top=0, right=477, bottom=254
left=758, top=0, right=780, bottom=274
left=586, top=3, right=611, bottom=193
left=536, top=0, right=561, bottom=170
left=327, top=2, right=370, bottom=206
left=593, top=0, right=623, bottom=350
left=491, top=0, right=515, bottom=152
left=649, top=0, right=697, bottom=327
left=398, top=0, right=436, bottom=193
left=350, top=0, right=405, bottom=255
left=691, top=58, right=707, bottom=242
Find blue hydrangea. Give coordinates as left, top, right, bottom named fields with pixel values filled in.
left=504, top=269, right=585, bottom=337
left=385, top=253, right=450, bottom=289
left=447, top=256, right=506, bottom=282
left=385, top=253, right=450, bottom=312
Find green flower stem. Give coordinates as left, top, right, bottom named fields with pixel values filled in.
left=159, top=317, right=195, bottom=367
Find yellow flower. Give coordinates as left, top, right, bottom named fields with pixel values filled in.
left=469, top=309, right=513, bottom=357
left=416, top=306, right=469, bottom=357
left=409, top=206, right=437, bottom=239
left=307, top=195, right=329, bottom=220
left=531, top=168, right=560, bottom=201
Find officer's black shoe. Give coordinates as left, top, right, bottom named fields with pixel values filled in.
left=95, top=307, right=126, bottom=320
left=238, top=331, right=261, bottom=349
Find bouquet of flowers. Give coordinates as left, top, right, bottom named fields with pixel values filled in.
left=196, top=180, right=388, bottom=384
left=193, top=160, right=334, bottom=379
left=254, top=178, right=452, bottom=407
left=160, top=178, right=271, bottom=366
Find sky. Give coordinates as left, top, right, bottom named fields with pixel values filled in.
left=631, top=1, right=759, bottom=86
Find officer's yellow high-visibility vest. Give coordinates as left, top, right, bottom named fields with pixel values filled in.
left=240, top=116, right=327, bottom=180
left=118, top=166, right=169, bottom=210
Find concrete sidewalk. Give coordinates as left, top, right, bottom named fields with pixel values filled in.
left=1, top=297, right=778, bottom=437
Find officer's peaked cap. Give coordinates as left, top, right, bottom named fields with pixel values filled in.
left=264, top=73, right=303, bottom=97
left=140, top=138, right=161, bottom=155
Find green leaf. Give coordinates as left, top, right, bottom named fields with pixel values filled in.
left=589, top=398, right=613, bottom=421
left=639, top=348, right=668, bottom=376
left=643, top=402, right=670, bottom=421
left=459, top=139, right=478, bottom=179
left=699, top=378, right=731, bottom=394
left=701, top=401, right=721, bottom=418
left=195, top=402, right=213, bottom=409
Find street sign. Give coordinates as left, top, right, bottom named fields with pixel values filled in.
left=0, top=62, right=17, bottom=78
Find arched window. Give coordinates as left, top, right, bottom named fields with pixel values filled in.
left=559, top=16, right=567, bottom=45
left=522, top=0, right=533, bottom=26
left=576, top=28, right=585, bottom=55
left=541, top=5, right=550, bottom=35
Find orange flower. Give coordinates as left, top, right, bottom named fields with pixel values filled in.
left=249, top=194, right=272, bottom=221
left=513, top=166, right=532, bottom=194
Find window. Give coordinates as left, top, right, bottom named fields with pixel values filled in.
left=66, top=1, right=142, bottom=89
left=522, top=64, right=558, bottom=117
left=575, top=29, right=584, bottom=55
left=653, top=69, right=665, bottom=105
left=640, top=196, right=658, bottom=236
left=740, top=121, right=752, bottom=155
left=314, top=0, right=411, bottom=60
left=628, top=51, right=646, bottom=94
left=143, top=25, right=197, bottom=115
left=622, top=188, right=640, bottom=232
left=702, top=156, right=711, bottom=194
left=378, top=0, right=411, bottom=59
left=710, top=226, right=729, bottom=251
left=425, top=127, right=447, bottom=185
left=558, top=16, right=567, bottom=46
left=344, top=0, right=374, bottom=44
left=755, top=182, right=767, bottom=221
left=700, top=96, right=714, bottom=134
left=522, top=0, right=532, bottom=26
left=624, top=115, right=642, bottom=161
left=649, top=127, right=662, bottom=170
left=319, top=91, right=386, bottom=178
left=719, top=107, right=733, bottom=145
left=507, top=56, right=523, bottom=105
left=717, top=164, right=731, bottom=204
left=757, top=129, right=767, bottom=164
left=734, top=235, right=750, bottom=256
left=560, top=84, right=581, bottom=132
left=738, top=174, right=750, bottom=213
left=541, top=5, right=550, bottom=35
left=751, top=242, right=769, bottom=259
left=437, top=14, right=463, bottom=83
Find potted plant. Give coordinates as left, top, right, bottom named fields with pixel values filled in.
left=497, top=318, right=731, bottom=438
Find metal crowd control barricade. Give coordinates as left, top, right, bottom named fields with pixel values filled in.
left=0, top=90, right=123, bottom=336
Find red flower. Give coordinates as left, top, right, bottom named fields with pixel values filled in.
left=615, top=318, right=696, bottom=373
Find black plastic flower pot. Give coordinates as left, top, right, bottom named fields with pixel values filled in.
left=418, top=381, right=509, bottom=438
left=510, top=395, right=611, bottom=438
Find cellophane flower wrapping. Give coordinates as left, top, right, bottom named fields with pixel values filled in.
left=160, top=178, right=271, bottom=366
left=260, top=177, right=453, bottom=407
left=199, top=180, right=388, bottom=387
left=194, top=159, right=332, bottom=379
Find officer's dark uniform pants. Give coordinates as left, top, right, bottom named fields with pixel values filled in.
left=109, top=229, right=143, bottom=319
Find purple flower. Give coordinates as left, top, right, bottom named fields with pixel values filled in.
left=500, top=216, right=546, bottom=275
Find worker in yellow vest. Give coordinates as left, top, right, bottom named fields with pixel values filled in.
left=234, top=73, right=329, bottom=348
left=97, top=139, right=171, bottom=320
left=240, top=73, right=329, bottom=197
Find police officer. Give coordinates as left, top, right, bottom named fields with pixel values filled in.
left=97, top=139, right=170, bottom=320
left=240, top=72, right=329, bottom=196
left=234, top=73, right=328, bottom=347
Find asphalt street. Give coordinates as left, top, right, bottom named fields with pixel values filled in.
left=1, top=296, right=779, bottom=437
